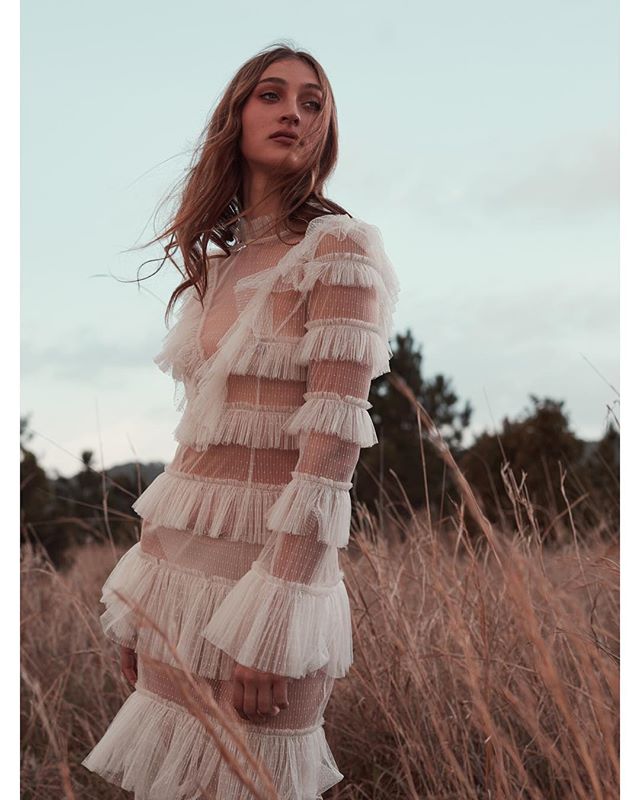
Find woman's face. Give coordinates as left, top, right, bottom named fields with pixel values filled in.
left=240, top=57, right=325, bottom=177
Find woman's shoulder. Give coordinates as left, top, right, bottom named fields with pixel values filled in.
left=299, top=212, right=386, bottom=258
left=305, top=211, right=377, bottom=235
left=290, top=212, right=400, bottom=299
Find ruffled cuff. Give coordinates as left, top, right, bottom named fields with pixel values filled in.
left=201, top=560, right=353, bottom=679
left=265, top=471, right=353, bottom=548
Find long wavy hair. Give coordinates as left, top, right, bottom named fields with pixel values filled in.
left=138, top=42, right=350, bottom=324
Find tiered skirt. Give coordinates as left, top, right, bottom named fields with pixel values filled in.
left=81, top=520, right=345, bottom=800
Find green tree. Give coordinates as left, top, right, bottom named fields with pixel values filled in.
left=20, top=415, right=71, bottom=565
left=356, top=328, right=473, bottom=526
left=580, top=422, right=619, bottom=530
left=459, top=395, right=585, bottom=538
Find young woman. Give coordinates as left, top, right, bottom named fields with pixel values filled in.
left=81, top=43, right=401, bottom=799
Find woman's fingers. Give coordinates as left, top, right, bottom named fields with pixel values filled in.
left=257, top=678, right=279, bottom=716
left=272, top=677, right=289, bottom=711
left=232, top=664, right=290, bottom=721
left=242, top=681, right=258, bottom=719
left=232, top=674, right=250, bottom=720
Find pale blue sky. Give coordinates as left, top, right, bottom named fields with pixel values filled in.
left=21, top=0, right=619, bottom=477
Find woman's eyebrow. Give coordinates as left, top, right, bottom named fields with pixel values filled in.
left=256, top=76, right=323, bottom=93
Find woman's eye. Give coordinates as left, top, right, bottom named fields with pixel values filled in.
left=259, top=92, right=321, bottom=112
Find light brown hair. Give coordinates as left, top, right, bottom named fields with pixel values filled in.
left=137, top=42, right=350, bottom=323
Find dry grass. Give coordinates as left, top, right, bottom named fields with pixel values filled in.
left=20, top=379, right=619, bottom=799
left=329, top=514, right=618, bottom=799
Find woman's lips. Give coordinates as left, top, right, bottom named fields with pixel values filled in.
left=269, top=135, right=296, bottom=145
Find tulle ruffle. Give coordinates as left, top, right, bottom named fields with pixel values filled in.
left=295, top=316, right=393, bottom=379
left=202, top=560, right=353, bottom=680
left=153, top=288, right=204, bottom=383
left=297, top=222, right=401, bottom=346
left=232, top=335, right=307, bottom=381
left=81, top=686, right=344, bottom=800
left=302, top=252, right=386, bottom=290
left=132, top=469, right=285, bottom=544
left=284, top=391, right=379, bottom=447
left=98, top=542, right=237, bottom=680
left=265, top=471, right=353, bottom=548
left=174, top=401, right=301, bottom=452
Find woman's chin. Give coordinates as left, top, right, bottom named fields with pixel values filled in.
left=261, top=155, right=302, bottom=176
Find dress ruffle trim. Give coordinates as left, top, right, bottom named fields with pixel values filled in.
left=202, top=561, right=353, bottom=680
left=153, top=289, right=204, bottom=382
left=81, top=686, right=344, bottom=800
left=265, top=471, right=353, bottom=548
left=295, top=317, right=394, bottom=379
left=174, top=401, right=301, bottom=451
left=284, top=391, right=378, bottom=447
left=302, top=252, right=386, bottom=290
left=98, top=542, right=237, bottom=680
left=297, top=233, right=401, bottom=346
left=132, top=469, right=284, bottom=544
left=231, top=335, right=307, bottom=381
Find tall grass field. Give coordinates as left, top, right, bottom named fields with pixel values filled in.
left=20, top=382, right=619, bottom=799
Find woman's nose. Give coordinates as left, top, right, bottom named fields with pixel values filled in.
left=280, top=111, right=300, bottom=125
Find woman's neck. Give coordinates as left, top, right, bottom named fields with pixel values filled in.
left=240, top=168, right=281, bottom=217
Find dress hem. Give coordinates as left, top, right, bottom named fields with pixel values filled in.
left=81, top=682, right=345, bottom=800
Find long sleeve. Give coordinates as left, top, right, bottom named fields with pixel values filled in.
left=202, top=218, right=400, bottom=679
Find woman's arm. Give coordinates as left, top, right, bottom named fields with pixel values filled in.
left=202, top=218, right=400, bottom=684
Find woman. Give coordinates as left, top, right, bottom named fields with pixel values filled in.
left=81, top=42, right=401, bottom=799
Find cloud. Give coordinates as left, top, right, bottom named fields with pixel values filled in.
left=423, top=279, right=618, bottom=354
left=21, top=332, right=158, bottom=381
left=387, top=130, right=619, bottom=229
left=469, top=130, right=619, bottom=218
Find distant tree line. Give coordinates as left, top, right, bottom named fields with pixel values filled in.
left=20, top=417, right=164, bottom=567
left=20, top=328, right=619, bottom=567
left=357, top=329, right=619, bottom=543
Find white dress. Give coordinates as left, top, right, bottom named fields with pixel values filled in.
left=81, top=211, right=401, bottom=799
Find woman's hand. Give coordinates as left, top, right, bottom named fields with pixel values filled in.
left=232, top=663, right=289, bottom=722
left=119, top=645, right=138, bottom=686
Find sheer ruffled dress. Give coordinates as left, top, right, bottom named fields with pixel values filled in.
left=81, top=211, right=401, bottom=800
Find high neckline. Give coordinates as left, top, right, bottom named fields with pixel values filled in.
left=236, top=212, right=278, bottom=245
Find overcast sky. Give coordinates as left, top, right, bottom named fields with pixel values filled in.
left=21, top=0, right=619, bottom=478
